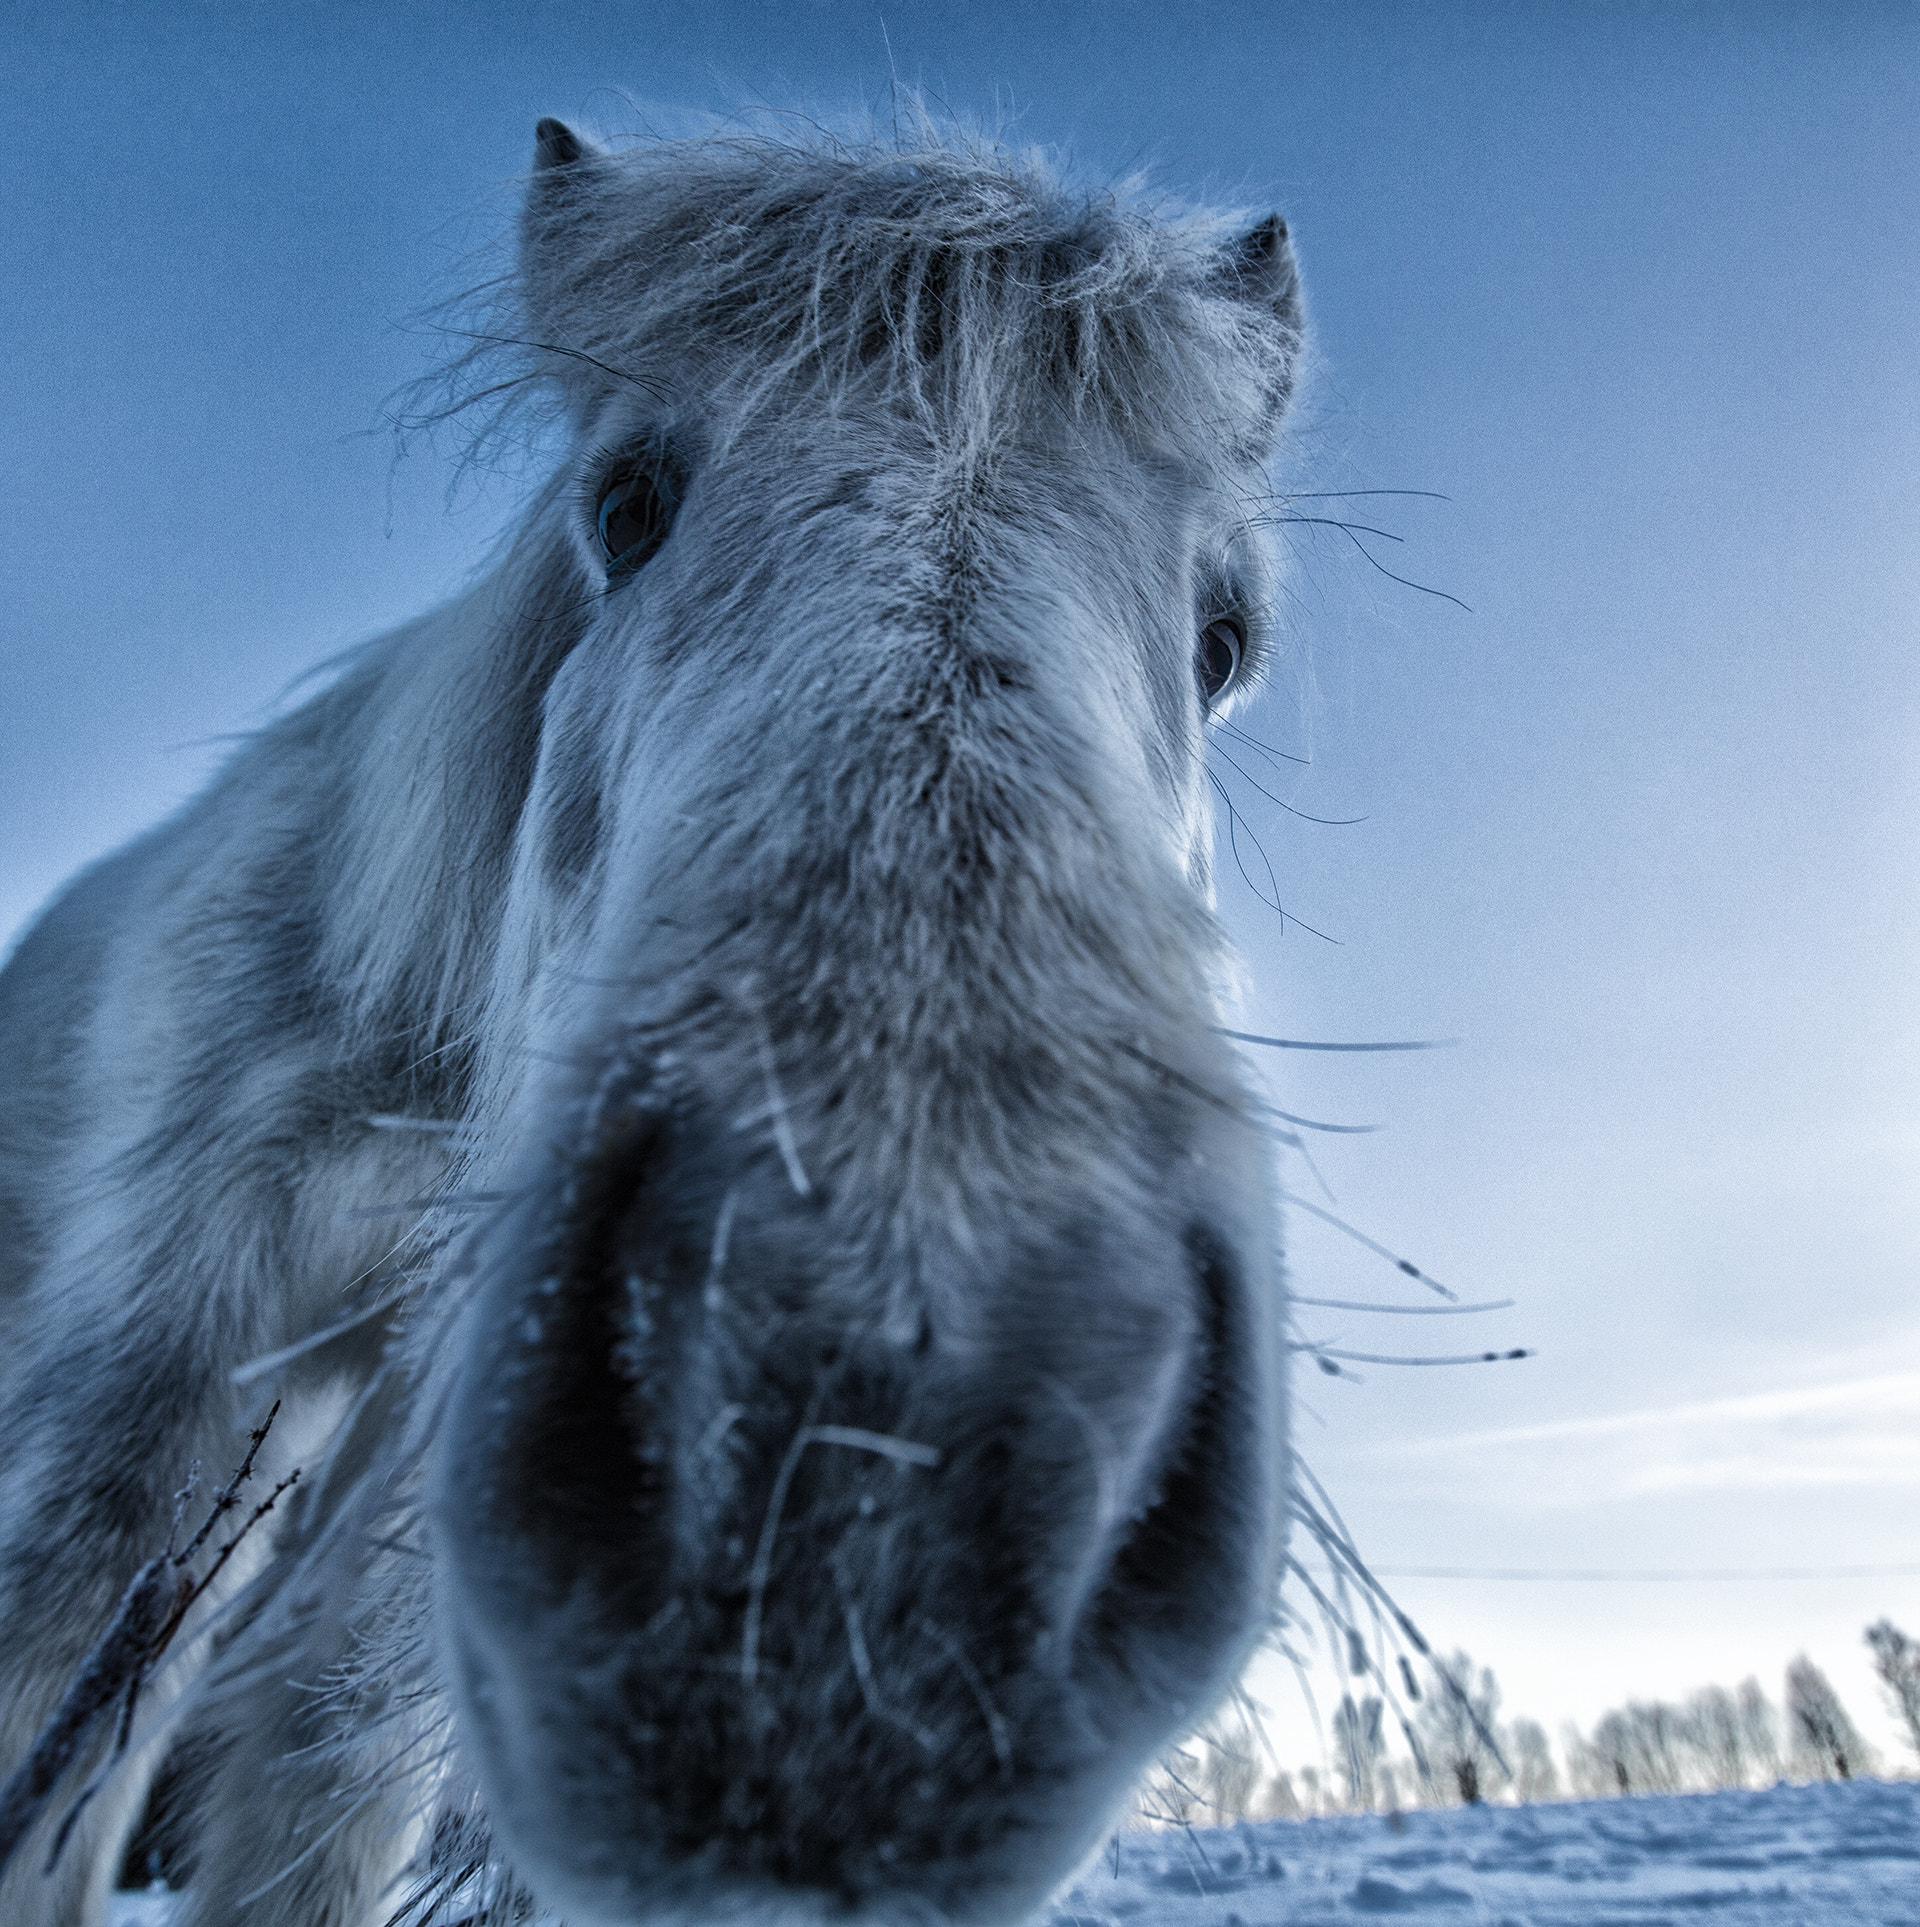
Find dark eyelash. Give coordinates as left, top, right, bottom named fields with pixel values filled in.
left=579, top=439, right=678, bottom=514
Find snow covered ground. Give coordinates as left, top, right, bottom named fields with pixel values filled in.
left=107, top=1777, right=1917, bottom=1926
left=1050, top=1778, right=1920, bottom=1925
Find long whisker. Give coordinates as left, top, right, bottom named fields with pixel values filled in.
left=1208, top=713, right=1309, bottom=767
left=832, top=1563, right=938, bottom=1753
left=1279, top=489, right=1453, bottom=501
left=336, top=1193, right=510, bottom=1223
left=1210, top=741, right=1368, bottom=825
left=1333, top=526, right=1473, bottom=611
left=429, top=328, right=671, bottom=402
left=1296, top=1341, right=1532, bottom=1368
left=1206, top=771, right=1343, bottom=943
left=742, top=1427, right=939, bottom=1687
left=1292, top=1294, right=1515, bottom=1316
left=1221, top=1030, right=1454, bottom=1051
left=1260, top=1104, right=1377, bottom=1135
left=921, top=1620, right=1012, bottom=1784
left=1278, top=1191, right=1459, bottom=1300
left=1261, top=514, right=1408, bottom=541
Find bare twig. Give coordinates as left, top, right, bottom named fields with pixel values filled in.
left=0, top=1403, right=300, bottom=1879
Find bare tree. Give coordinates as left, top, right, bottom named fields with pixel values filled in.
left=1256, top=1770, right=1303, bottom=1820
left=1592, top=1702, right=1706, bottom=1794
left=1570, top=1677, right=1789, bottom=1798
left=1508, top=1718, right=1559, bottom=1802
left=1736, top=1677, right=1782, bottom=1783
left=1682, top=1684, right=1747, bottom=1789
left=1586, top=1710, right=1638, bottom=1794
left=1864, top=1620, right=1920, bottom=1764
left=1620, top=1701, right=1689, bottom=1792
left=1192, top=1711, right=1265, bottom=1824
left=1785, top=1656, right=1875, bottom=1781
left=1561, top=1721, right=1617, bottom=1799
left=1413, top=1650, right=1508, bottom=1805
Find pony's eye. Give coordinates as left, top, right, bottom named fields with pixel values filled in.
left=596, top=470, right=676, bottom=578
left=1197, top=618, right=1243, bottom=706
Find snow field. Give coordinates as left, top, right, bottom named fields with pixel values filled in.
left=1048, top=1778, right=1920, bottom=1925
left=105, top=1777, right=1918, bottom=1925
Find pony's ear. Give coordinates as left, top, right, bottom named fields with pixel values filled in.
left=520, top=119, right=618, bottom=404
left=533, top=117, right=602, bottom=172
left=1216, top=213, right=1301, bottom=332
left=522, top=117, right=612, bottom=261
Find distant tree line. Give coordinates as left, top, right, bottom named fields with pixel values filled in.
left=1137, top=1617, right=1918, bottom=1826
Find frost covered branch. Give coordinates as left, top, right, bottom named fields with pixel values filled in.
left=0, top=1402, right=299, bottom=1878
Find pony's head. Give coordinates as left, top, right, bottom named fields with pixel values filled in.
left=428, top=120, right=1301, bottom=1926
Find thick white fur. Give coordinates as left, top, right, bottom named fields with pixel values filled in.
left=0, top=122, right=1301, bottom=1926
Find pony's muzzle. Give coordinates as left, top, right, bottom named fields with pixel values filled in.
left=434, top=1083, right=1281, bottom=1919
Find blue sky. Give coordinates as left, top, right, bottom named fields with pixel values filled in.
left=4, top=1, right=1917, bottom=1760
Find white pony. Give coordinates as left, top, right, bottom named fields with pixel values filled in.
left=0, top=119, right=1301, bottom=1926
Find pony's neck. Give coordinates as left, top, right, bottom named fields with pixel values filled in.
left=307, top=525, right=585, bottom=1094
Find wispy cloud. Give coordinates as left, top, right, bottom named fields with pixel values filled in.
left=1354, top=1371, right=1920, bottom=1500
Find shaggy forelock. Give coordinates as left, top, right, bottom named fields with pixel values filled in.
left=449, top=124, right=1299, bottom=465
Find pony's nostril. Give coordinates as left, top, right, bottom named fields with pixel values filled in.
left=461, top=1102, right=849, bottom=1625
left=1084, top=1224, right=1248, bottom=1648
left=461, top=1103, right=718, bottom=1612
